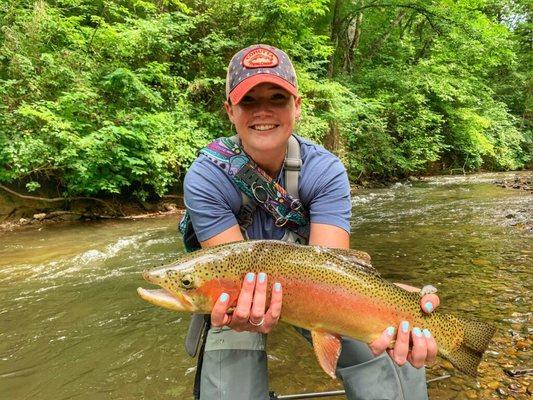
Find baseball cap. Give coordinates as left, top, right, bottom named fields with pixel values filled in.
left=226, top=44, right=298, bottom=105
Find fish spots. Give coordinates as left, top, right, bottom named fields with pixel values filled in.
left=141, top=239, right=493, bottom=375
left=162, top=241, right=432, bottom=332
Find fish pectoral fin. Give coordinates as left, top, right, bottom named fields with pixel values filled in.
left=311, top=330, right=342, bottom=379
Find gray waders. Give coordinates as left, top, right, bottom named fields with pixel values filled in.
left=186, top=136, right=429, bottom=400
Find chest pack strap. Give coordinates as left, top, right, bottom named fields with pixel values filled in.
left=284, top=135, right=302, bottom=200
left=185, top=135, right=307, bottom=399
left=200, top=135, right=309, bottom=236
left=229, top=135, right=302, bottom=233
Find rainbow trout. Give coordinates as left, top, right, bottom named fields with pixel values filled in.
left=137, top=240, right=495, bottom=377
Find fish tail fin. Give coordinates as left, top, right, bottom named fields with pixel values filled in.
left=460, top=317, right=497, bottom=353
left=446, top=343, right=484, bottom=377
left=439, top=316, right=496, bottom=377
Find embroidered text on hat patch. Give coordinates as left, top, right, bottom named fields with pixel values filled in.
left=243, top=48, right=279, bottom=68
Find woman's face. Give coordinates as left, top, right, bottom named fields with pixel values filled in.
left=224, top=83, right=301, bottom=155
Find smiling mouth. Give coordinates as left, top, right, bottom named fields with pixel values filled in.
left=250, top=124, right=279, bottom=132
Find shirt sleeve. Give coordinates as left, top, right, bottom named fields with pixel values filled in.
left=183, top=157, right=241, bottom=242
left=305, top=156, right=352, bottom=234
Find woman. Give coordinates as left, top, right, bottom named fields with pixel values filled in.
left=183, top=44, right=440, bottom=400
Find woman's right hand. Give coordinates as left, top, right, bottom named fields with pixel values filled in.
left=210, top=272, right=283, bottom=333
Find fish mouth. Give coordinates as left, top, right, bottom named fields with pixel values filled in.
left=137, top=287, right=194, bottom=312
left=139, top=268, right=196, bottom=312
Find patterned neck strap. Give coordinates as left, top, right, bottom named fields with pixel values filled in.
left=200, top=137, right=309, bottom=237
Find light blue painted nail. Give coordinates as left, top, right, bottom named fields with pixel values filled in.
left=386, top=326, right=395, bottom=336
left=258, top=272, right=266, bottom=284
left=423, top=329, right=431, bottom=338
left=413, top=327, right=422, bottom=337
left=402, top=321, right=409, bottom=333
left=246, top=272, right=254, bottom=282
left=425, top=302, right=433, bottom=312
left=220, top=293, right=229, bottom=302
left=274, top=282, right=281, bottom=292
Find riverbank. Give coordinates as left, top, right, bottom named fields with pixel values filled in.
left=494, top=174, right=533, bottom=191
left=1, top=171, right=530, bottom=233
left=0, top=184, right=185, bottom=233
left=0, top=207, right=185, bottom=233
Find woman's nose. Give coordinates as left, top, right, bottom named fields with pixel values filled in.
left=251, top=101, right=274, bottom=116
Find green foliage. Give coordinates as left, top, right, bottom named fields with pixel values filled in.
left=0, top=0, right=209, bottom=197
left=333, top=0, right=529, bottom=176
left=0, top=0, right=530, bottom=200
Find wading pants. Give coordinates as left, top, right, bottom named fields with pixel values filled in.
left=199, top=326, right=428, bottom=400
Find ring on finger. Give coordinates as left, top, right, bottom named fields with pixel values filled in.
left=225, top=314, right=233, bottom=326
left=248, top=317, right=264, bottom=327
left=419, top=284, right=438, bottom=297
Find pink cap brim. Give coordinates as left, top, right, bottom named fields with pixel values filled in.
left=229, top=74, right=298, bottom=104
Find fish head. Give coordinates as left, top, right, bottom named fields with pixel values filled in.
left=137, top=251, right=241, bottom=313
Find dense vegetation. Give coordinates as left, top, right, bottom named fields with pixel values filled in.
left=0, top=0, right=531, bottom=200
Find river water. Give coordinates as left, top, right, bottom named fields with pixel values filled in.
left=0, top=172, right=531, bottom=399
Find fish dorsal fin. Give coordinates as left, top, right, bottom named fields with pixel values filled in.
left=325, top=247, right=379, bottom=276
left=311, top=330, right=342, bottom=379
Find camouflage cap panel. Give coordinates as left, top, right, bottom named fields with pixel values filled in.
left=226, top=44, right=298, bottom=99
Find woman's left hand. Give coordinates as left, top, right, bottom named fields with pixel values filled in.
left=368, top=285, right=440, bottom=368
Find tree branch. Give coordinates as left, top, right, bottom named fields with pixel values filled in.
left=365, top=10, right=407, bottom=61
left=340, top=2, right=447, bottom=35
left=0, top=184, right=112, bottom=207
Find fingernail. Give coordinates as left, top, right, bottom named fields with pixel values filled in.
left=246, top=272, right=254, bottom=282
left=386, top=326, right=396, bottom=336
left=423, top=329, right=431, bottom=338
left=425, top=302, right=433, bottom=312
left=219, top=293, right=229, bottom=302
left=274, top=282, right=281, bottom=292
left=258, top=272, right=266, bottom=284
left=413, top=327, right=422, bottom=337
left=402, top=321, right=409, bottom=333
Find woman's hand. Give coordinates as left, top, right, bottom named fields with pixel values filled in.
left=369, top=285, right=440, bottom=368
left=210, top=272, right=283, bottom=333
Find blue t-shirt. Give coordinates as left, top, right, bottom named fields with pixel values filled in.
left=184, top=135, right=351, bottom=242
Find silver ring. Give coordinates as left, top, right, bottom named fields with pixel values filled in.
left=248, top=317, right=264, bottom=327
left=419, top=285, right=438, bottom=298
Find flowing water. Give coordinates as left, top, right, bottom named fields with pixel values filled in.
left=0, top=172, right=531, bottom=399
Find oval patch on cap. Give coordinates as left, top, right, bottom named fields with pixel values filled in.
left=242, top=48, right=279, bottom=69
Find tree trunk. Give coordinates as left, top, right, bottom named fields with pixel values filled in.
left=327, top=0, right=343, bottom=78
left=343, top=4, right=364, bottom=73
left=323, top=120, right=341, bottom=155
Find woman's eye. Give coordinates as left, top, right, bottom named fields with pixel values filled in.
left=240, top=96, right=255, bottom=104
left=271, top=94, right=289, bottom=102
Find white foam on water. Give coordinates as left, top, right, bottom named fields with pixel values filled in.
left=74, top=249, right=108, bottom=263
left=144, top=237, right=176, bottom=247
left=72, top=235, right=145, bottom=265
left=352, top=196, right=371, bottom=205
left=2, top=232, right=155, bottom=285
left=391, top=182, right=412, bottom=189
left=34, top=285, right=61, bottom=294
left=352, top=191, right=396, bottom=206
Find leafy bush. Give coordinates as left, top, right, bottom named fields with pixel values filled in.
left=0, top=0, right=529, bottom=200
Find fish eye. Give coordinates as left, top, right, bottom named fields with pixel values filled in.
left=181, top=274, right=194, bottom=289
